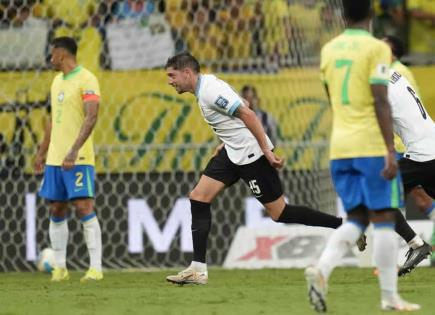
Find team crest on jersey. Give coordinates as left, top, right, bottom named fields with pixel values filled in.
left=214, top=95, right=229, bottom=109
left=377, top=64, right=389, bottom=76
left=57, top=91, right=64, bottom=103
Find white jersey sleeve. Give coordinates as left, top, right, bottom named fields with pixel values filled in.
left=196, top=74, right=273, bottom=165
left=388, top=70, right=435, bottom=162
left=200, top=76, right=243, bottom=116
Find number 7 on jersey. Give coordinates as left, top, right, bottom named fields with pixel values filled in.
left=335, top=59, right=353, bottom=105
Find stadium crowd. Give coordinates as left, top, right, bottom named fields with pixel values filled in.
left=1, top=0, right=434, bottom=71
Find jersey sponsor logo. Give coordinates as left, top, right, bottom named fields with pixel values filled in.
left=57, top=91, right=64, bottom=103
left=214, top=95, right=229, bottom=109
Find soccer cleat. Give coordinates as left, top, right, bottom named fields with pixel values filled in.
left=166, top=267, right=208, bottom=286
left=356, top=233, right=367, bottom=252
left=381, top=295, right=421, bottom=311
left=80, top=268, right=103, bottom=283
left=305, top=266, right=327, bottom=313
left=51, top=267, right=70, bottom=282
left=398, top=242, right=432, bottom=276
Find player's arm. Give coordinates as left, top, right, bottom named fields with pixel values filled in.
left=34, top=119, right=52, bottom=174
left=62, top=99, right=99, bottom=169
left=234, top=104, right=284, bottom=169
left=371, top=84, right=397, bottom=179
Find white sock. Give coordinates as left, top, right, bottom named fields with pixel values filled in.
left=49, top=217, right=68, bottom=269
left=408, top=235, right=424, bottom=249
left=373, top=224, right=398, bottom=301
left=190, top=261, right=207, bottom=273
left=317, top=221, right=363, bottom=280
left=81, top=213, right=102, bottom=272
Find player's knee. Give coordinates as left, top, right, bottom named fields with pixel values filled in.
left=347, top=205, right=370, bottom=227
left=413, top=195, right=433, bottom=213
left=50, top=202, right=67, bottom=218
left=189, top=189, right=207, bottom=203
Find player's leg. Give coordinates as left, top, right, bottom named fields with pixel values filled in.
left=304, top=158, right=368, bottom=312
left=63, top=165, right=103, bottom=282
left=360, top=157, right=419, bottom=310
left=239, top=155, right=343, bottom=229
left=397, top=158, right=433, bottom=273
left=49, top=201, right=70, bottom=281
left=38, top=165, right=70, bottom=281
left=167, top=148, right=236, bottom=285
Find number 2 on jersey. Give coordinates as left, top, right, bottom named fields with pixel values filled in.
left=335, top=59, right=353, bottom=105
left=407, top=86, right=427, bottom=120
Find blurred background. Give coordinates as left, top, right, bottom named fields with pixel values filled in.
left=0, top=0, right=434, bottom=272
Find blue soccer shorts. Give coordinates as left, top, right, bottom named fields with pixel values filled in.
left=39, top=165, right=95, bottom=201
left=331, top=156, right=403, bottom=212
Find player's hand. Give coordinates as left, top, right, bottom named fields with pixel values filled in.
left=264, top=150, right=284, bottom=169
left=382, top=151, right=398, bottom=180
left=62, top=149, right=78, bottom=170
left=212, top=143, right=224, bottom=158
left=34, top=152, right=45, bottom=174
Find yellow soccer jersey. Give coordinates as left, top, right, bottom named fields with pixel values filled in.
left=391, top=60, right=419, bottom=153
left=46, top=66, right=100, bottom=166
left=321, top=28, right=392, bottom=159
left=408, top=0, right=435, bottom=54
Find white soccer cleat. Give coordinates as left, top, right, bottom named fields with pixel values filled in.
left=166, top=267, right=208, bottom=285
left=305, top=266, right=328, bottom=313
left=381, top=295, right=421, bottom=312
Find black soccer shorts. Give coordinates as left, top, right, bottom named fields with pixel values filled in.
left=203, top=147, right=283, bottom=204
left=399, top=157, right=435, bottom=198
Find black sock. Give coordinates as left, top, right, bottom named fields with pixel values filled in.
left=395, top=210, right=416, bottom=243
left=277, top=204, right=342, bottom=228
left=190, top=199, right=211, bottom=263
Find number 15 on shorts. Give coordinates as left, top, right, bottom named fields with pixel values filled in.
left=249, top=179, right=262, bottom=196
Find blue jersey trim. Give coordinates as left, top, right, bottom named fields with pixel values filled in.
left=81, top=212, right=97, bottom=223
left=228, top=100, right=241, bottom=116
left=50, top=216, right=66, bottom=223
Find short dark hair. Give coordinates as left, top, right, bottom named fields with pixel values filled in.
left=241, top=85, right=257, bottom=96
left=342, top=0, right=371, bottom=23
left=52, top=37, right=78, bottom=56
left=384, top=35, right=405, bottom=59
left=165, top=52, right=200, bottom=73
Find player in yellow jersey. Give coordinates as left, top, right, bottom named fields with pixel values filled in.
left=34, top=37, right=103, bottom=283
left=305, top=1, right=420, bottom=312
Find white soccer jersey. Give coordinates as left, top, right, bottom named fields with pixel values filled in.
left=389, top=70, right=435, bottom=162
left=196, top=74, right=273, bottom=165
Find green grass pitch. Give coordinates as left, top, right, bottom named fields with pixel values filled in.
left=0, top=267, right=434, bottom=315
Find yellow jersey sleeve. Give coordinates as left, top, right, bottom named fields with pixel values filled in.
left=368, top=42, right=391, bottom=86
left=80, top=73, right=101, bottom=103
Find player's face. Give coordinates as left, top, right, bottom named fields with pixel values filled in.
left=166, top=67, right=191, bottom=94
left=50, top=47, right=64, bottom=71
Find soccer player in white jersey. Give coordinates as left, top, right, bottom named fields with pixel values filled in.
left=164, top=52, right=358, bottom=285
left=383, top=36, right=434, bottom=271
left=388, top=69, right=434, bottom=274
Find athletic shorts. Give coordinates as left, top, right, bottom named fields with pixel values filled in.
left=203, top=147, right=283, bottom=204
left=399, top=157, right=435, bottom=198
left=330, top=157, right=404, bottom=211
left=39, top=165, right=95, bottom=201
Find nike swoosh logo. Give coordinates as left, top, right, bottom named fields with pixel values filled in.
left=74, top=188, right=83, bottom=192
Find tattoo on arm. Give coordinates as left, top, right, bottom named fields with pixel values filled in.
left=71, top=100, right=99, bottom=151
